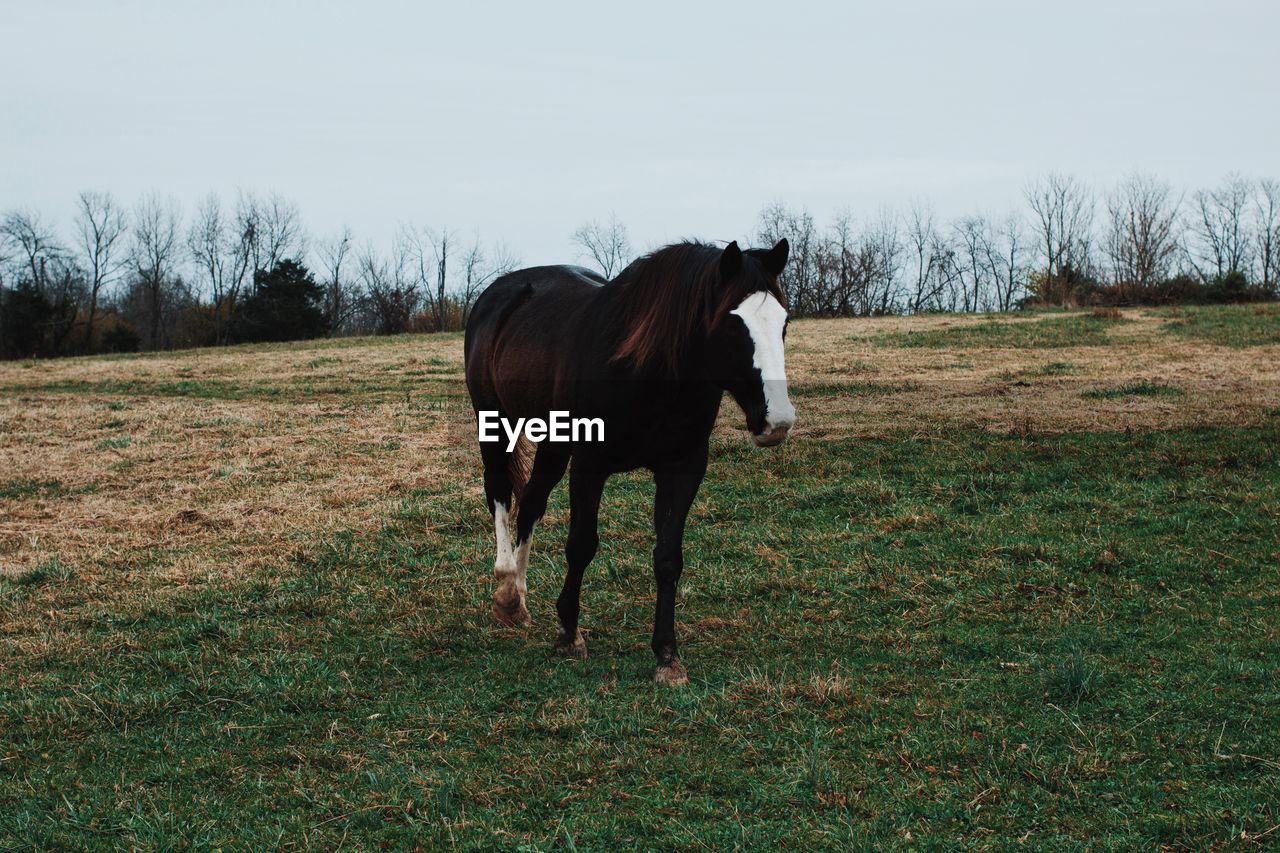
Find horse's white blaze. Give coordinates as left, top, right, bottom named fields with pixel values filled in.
left=493, top=502, right=516, bottom=581
left=730, top=291, right=796, bottom=432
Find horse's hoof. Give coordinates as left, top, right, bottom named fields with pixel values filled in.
left=654, top=660, right=688, bottom=686
left=554, top=630, right=587, bottom=659
left=492, top=591, right=530, bottom=628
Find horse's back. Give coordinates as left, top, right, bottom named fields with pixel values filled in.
left=465, top=265, right=605, bottom=415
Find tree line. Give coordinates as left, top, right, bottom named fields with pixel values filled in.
left=757, top=172, right=1279, bottom=317
left=2, top=172, right=1277, bottom=359
left=0, top=191, right=521, bottom=359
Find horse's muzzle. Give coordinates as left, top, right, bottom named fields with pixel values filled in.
left=753, top=424, right=791, bottom=447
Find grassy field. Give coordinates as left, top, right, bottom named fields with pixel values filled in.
left=2, top=305, right=1278, bottom=848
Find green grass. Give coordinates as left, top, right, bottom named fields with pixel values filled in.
left=0, top=378, right=276, bottom=400
left=789, top=380, right=909, bottom=398
left=58, top=331, right=468, bottom=363
left=0, top=478, right=72, bottom=500
left=998, top=360, right=1078, bottom=381
left=1045, top=644, right=1095, bottom=706
left=301, top=356, right=343, bottom=369
left=5, top=558, right=75, bottom=588
left=1158, top=304, right=1280, bottom=347
left=1038, top=361, right=1076, bottom=376
left=2, top=424, right=1278, bottom=847
left=0, top=377, right=460, bottom=403
left=864, top=313, right=1124, bottom=349
left=1082, top=382, right=1185, bottom=400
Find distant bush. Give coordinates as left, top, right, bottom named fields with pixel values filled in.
left=171, top=303, right=227, bottom=350
left=1024, top=262, right=1104, bottom=308
left=229, top=260, right=329, bottom=344
left=0, top=281, right=57, bottom=359
left=99, top=317, right=141, bottom=353
left=1202, top=271, right=1253, bottom=303
left=406, top=300, right=466, bottom=334
left=1025, top=268, right=1272, bottom=308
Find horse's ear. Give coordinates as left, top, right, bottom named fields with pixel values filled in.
left=762, top=238, right=790, bottom=275
left=720, top=241, right=743, bottom=281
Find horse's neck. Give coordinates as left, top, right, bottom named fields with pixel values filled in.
left=581, top=285, right=710, bottom=383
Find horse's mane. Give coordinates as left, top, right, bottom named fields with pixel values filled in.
left=606, top=242, right=783, bottom=375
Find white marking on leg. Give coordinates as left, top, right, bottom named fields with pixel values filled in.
left=730, top=291, right=796, bottom=432
left=514, top=534, right=532, bottom=595
left=494, top=502, right=516, bottom=581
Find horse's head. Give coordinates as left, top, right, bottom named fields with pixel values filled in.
left=706, top=239, right=796, bottom=447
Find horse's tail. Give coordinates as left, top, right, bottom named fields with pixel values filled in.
left=508, top=433, right=534, bottom=508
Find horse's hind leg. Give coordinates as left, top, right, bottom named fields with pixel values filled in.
left=554, top=463, right=606, bottom=659
left=480, top=441, right=527, bottom=627
left=513, top=445, right=570, bottom=606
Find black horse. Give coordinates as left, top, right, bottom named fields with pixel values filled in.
left=464, top=239, right=794, bottom=684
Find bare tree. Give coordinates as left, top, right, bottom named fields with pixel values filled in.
left=386, top=225, right=448, bottom=332
left=906, top=204, right=947, bottom=312
left=954, top=215, right=999, bottom=312
left=932, top=232, right=965, bottom=313
left=358, top=237, right=420, bottom=335
left=1192, top=174, right=1252, bottom=282
left=1105, top=172, right=1181, bottom=301
left=431, top=228, right=450, bottom=331
left=803, top=210, right=907, bottom=317
left=260, top=193, right=308, bottom=268
left=863, top=211, right=904, bottom=314
left=1, top=210, right=63, bottom=290
left=188, top=191, right=306, bottom=341
left=758, top=203, right=817, bottom=313
left=234, top=192, right=307, bottom=276
left=789, top=211, right=818, bottom=315
left=817, top=212, right=863, bottom=316
left=131, top=194, right=182, bottom=349
left=0, top=210, right=78, bottom=356
left=316, top=227, right=355, bottom=335
left=45, top=260, right=87, bottom=354
left=994, top=214, right=1027, bottom=311
left=0, top=228, right=10, bottom=286
left=0, top=232, right=9, bottom=353
left=572, top=213, right=631, bottom=278
left=1255, top=179, right=1279, bottom=295
left=188, top=193, right=237, bottom=343
left=75, top=192, right=128, bottom=349
left=457, top=236, right=519, bottom=325
left=1025, top=173, right=1095, bottom=303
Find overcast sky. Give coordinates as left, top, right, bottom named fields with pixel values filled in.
left=3, top=0, right=1277, bottom=265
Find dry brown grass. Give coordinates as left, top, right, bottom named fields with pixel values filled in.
left=0, top=335, right=475, bottom=645
left=779, top=309, right=1278, bottom=440
left=2, top=309, right=1276, bottom=624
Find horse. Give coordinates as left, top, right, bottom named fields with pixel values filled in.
left=463, top=238, right=794, bottom=684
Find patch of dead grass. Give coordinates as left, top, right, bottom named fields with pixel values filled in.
left=781, top=309, right=1278, bottom=440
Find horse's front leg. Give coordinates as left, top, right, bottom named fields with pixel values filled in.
left=651, top=451, right=707, bottom=685
left=554, top=463, right=606, bottom=659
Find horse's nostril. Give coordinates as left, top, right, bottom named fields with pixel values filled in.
left=753, top=424, right=790, bottom=447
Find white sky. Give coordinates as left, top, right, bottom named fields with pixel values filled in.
left=3, top=0, right=1277, bottom=265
